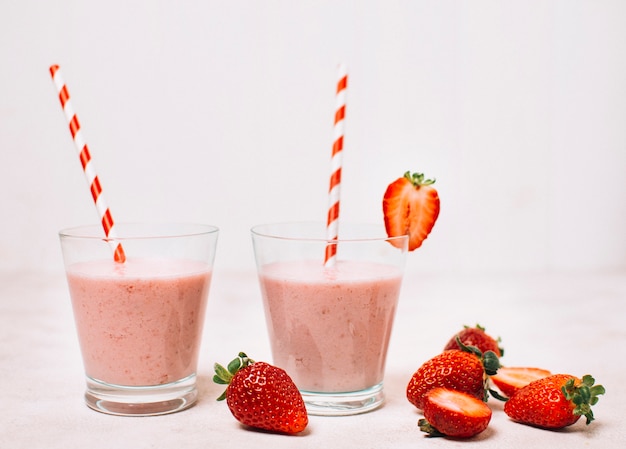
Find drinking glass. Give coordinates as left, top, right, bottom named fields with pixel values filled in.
left=59, top=223, right=218, bottom=416
left=251, top=222, right=407, bottom=415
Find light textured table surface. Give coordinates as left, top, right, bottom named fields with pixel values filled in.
left=1, top=269, right=624, bottom=448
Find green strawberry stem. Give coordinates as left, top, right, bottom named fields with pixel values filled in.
left=404, top=171, right=436, bottom=187
left=418, top=419, right=445, bottom=438
left=488, top=388, right=509, bottom=402
left=563, top=375, right=606, bottom=425
left=213, top=352, right=255, bottom=401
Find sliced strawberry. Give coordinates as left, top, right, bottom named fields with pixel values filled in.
left=383, top=171, right=440, bottom=251
left=490, top=367, right=552, bottom=398
left=419, top=388, right=492, bottom=438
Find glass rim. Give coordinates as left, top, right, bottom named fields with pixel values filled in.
left=250, top=221, right=409, bottom=244
left=59, top=222, right=219, bottom=241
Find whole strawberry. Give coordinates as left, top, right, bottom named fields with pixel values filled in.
left=406, top=348, right=500, bottom=410
left=444, top=324, right=503, bottom=357
left=504, top=374, right=605, bottom=429
left=214, top=352, right=308, bottom=434
left=383, top=171, right=440, bottom=251
left=419, top=388, right=492, bottom=438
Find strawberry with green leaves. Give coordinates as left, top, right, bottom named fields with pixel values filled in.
left=383, top=171, right=440, bottom=251
left=504, top=374, right=605, bottom=429
left=214, top=352, right=308, bottom=434
left=444, top=324, right=504, bottom=358
left=406, top=344, right=500, bottom=410
left=419, top=388, right=492, bottom=438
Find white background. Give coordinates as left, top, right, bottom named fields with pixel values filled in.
left=1, top=0, right=625, bottom=276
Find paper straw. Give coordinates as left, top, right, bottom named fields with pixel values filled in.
left=324, top=64, right=348, bottom=266
left=50, top=65, right=126, bottom=263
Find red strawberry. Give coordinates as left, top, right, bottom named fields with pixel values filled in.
left=383, top=171, right=440, bottom=251
left=406, top=348, right=500, bottom=410
left=214, top=352, right=308, bottom=434
left=443, top=324, right=503, bottom=357
left=504, top=374, right=605, bottom=429
left=490, top=366, right=552, bottom=398
left=419, top=388, right=492, bottom=438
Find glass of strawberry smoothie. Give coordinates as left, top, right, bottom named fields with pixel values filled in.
left=59, top=223, right=218, bottom=416
left=251, top=222, right=408, bottom=416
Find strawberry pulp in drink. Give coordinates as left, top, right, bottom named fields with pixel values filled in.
left=66, top=257, right=211, bottom=386
left=258, top=260, right=403, bottom=393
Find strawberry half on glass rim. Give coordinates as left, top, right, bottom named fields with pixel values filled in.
left=383, top=171, right=440, bottom=251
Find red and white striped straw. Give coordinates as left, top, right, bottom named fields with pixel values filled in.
left=324, top=63, right=348, bottom=266
left=50, top=65, right=126, bottom=263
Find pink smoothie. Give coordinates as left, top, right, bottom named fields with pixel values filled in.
left=258, top=260, right=403, bottom=393
left=66, top=257, right=211, bottom=387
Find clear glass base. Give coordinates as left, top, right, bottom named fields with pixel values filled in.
left=84, top=374, right=198, bottom=416
left=301, top=383, right=385, bottom=416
